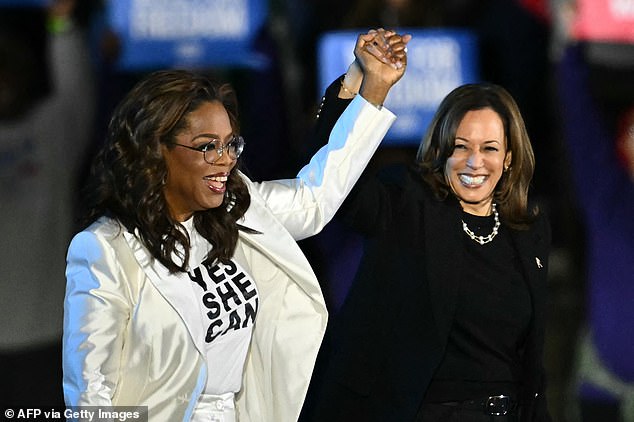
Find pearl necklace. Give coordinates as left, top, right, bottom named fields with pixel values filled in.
left=461, top=203, right=500, bottom=245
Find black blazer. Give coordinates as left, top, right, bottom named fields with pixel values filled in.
left=302, top=79, right=552, bottom=422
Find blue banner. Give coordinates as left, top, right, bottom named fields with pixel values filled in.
left=106, top=0, right=268, bottom=70
left=318, top=29, right=479, bottom=145
left=0, top=0, right=48, bottom=6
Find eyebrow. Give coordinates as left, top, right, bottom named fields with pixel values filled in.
left=190, top=133, right=236, bottom=145
left=455, top=137, right=502, bottom=145
left=191, top=134, right=221, bottom=142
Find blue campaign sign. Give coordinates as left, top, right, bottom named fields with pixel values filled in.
left=106, top=0, right=269, bottom=70
left=318, top=29, right=479, bottom=145
left=0, top=0, right=48, bottom=6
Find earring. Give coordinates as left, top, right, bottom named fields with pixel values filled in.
left=225, top=191, right=236, bottom=213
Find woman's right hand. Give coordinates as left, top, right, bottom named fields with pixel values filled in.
left=343, top=29, right=411, bottom=107
left=363, top=29, right=410, bottom=71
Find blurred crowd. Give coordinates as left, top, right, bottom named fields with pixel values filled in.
left=0, top=1, right=632, bottom=421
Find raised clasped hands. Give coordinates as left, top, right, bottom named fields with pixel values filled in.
left=360, top=29, right=410, bottom=72
left=343, top=28, right=411, bottom=106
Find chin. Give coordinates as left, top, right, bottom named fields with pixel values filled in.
left=199, top=194, right=226, bottom=210
left=456, top=190, right=489, bottom=203
left=208, top=198, right=226, bottom=210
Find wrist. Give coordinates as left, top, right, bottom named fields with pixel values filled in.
left=339, top=75, right=358, bottom=99
left=338, top=60, right=363, bottom=99
left=359, top=75, right=390, bottom=108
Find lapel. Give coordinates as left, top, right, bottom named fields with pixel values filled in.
left=236, top=189, right=325, bottom=303
left=122, top=230, right=207, bottom=357
left=422, top=193, right=463, bottom=340
left=508, top=221, right=549, bottom=314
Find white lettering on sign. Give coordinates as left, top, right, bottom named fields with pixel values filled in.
left=610, top=0, right=634, bottom=18
left=390, top=72, right=461, bottom=108
left=130, top=0, right=249, bottom=40
left=389, top=37, right=463, bottom=108
left=410, top=37, right=461, bottom=70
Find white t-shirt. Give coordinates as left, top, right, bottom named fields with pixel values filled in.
left=181, top=218, right=259, bottom=394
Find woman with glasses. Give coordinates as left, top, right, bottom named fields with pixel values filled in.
left=62, top=29, right=408, bottom=422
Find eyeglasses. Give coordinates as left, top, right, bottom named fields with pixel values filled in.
left=169, top=135, right=245, bottom=164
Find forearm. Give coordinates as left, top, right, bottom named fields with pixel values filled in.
left=359, top=73, right=391, bottom=108
left=297, top=94, right=394, bottom=218
left=307, top=76, right=354, bottom=157
left=48, top=20, right=96, bottom=164
left=339, top=60, right=391, bottom=107
left=254, top=95, right=395, bottom=240
left=49, top=22, right=94, bottom=103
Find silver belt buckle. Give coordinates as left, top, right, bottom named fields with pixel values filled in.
left=485, top=395, right=510, bottom=416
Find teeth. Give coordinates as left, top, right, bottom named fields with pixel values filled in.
left=459, top=175, right=485, bottom=185
left=203, top=175, right=228, bottom=182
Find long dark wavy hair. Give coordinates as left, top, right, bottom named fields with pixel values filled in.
left=83, top=70, right=251, bottom=272
left=415, top=83, right=537, bottom=228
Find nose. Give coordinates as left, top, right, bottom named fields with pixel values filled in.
left=212, top=146, right=234, bottom=166
left=466, top=150, right=484, bottom=169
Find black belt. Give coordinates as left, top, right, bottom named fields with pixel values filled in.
left=439, top=395, right=518, bottom=416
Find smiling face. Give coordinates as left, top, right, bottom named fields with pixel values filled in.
left=445, top=108, right=512, bottom=216
left=162, top=101, right=237, bottom=221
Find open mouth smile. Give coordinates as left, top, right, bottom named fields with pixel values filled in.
left=203, top=174, right=228, bottom=193
left=459, top=174, right=487, bottom=187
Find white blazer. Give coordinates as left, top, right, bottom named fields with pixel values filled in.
left=63, top=95, right=395, bottom=421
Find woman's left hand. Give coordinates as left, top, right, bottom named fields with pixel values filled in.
left=354, top=28, right=411, bottom=106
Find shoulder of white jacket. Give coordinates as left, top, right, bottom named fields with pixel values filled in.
left=80, top=216, right=125, bottom=241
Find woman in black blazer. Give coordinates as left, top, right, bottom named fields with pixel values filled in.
left=303, top=68, right=552, bottom=422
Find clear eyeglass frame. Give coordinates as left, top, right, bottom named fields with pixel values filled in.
left=169, top=135, right=245, bottom=164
